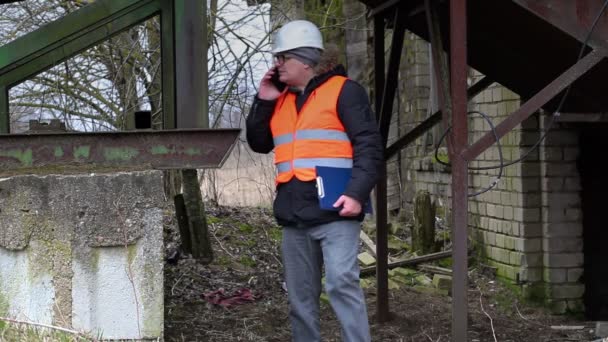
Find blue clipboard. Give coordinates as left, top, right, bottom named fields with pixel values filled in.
left=315, top=166, right=373, bottom=214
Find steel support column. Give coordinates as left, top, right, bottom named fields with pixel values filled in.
left=373, top=13, right=390, bottom=323
left=174, top=0, right=207, bottom=129
left=374, top=4, right=409, bottom=323
left=160, top=0, right=176, bottom=129
left=449, top=0, right=469, bottom=340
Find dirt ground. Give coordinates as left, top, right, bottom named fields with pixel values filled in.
left=163, top=204, right=598, bottom=342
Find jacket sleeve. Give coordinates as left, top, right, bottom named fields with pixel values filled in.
left=337, top=80, right=384, bottom=204
left=246, top=95, right=276, bottom=154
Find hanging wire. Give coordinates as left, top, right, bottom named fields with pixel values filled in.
left=434, top=0, right=608, bottom=197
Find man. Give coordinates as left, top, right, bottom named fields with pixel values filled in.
left=246, top=19, right=382, bottom=342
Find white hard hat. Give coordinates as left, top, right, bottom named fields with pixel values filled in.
left=272, top=20, right=324, bottom=54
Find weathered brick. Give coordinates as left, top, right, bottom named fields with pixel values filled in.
left=543, top=268, right=567, bottom=283
left=544, top=223, right=583, bottom=238
left=522, top=177, right=541, bottom=192
left=543, top=237, right=583, bottom=253
left=543, top=253, right=584, bottom=268
left=547, top=192, right=581, bottom=208
left=567, top=268, right=584, bottom=282
left=541, top=147, right=563, bottom=162
left=520, top=267, right=543, bottom=282
left=546, top=162, right=579, bottom=177
left=548, top=283, right=585, bottom=299
left=504, top=236, right=517, bottom=250
left=514, top=207, right=540, bottom=222
left=564, top=177, right=581, bottom=191
left=509, top=251, right=524, bottom=265
left=521, top=253, right=543, bottom=267
left=563, top=147, right=579, bottom=161
left=485, top=231, right=497, bottom=245
left=521, top=223, right=543, bottom=238
left=487, top=204, right=497, bottom=217
left=545, top=131, right=579, bottom=146
left=494, top=262, right=520, bottom=281
left=515, top=237, right=542, bottom=252
left=491, top=247, right=511, bottom=264
left=523, top=193, right=541, bottom=207
left=503, top=206, right=514, bottom=220
left=541, top=177, right=564, bottom=192
left=495, top=234, right=506, bottom=248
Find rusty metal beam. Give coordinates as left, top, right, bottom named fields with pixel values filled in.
left=0, top=129, right=239, bottom=176
left=384, top=76, right=493, bottom=160
left=449, top=0, right=469, bottom=340
left=463, top=49, right=605, bottom=161
left=513, top=0, right=608, bottom=53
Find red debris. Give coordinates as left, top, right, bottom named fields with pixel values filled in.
left=203, top=288, right=257, bottom=308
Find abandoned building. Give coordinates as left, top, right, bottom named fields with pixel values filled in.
left=1, top=0, right=608, bottom=340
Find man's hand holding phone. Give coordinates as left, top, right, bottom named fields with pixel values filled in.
left=258, top=68, right=286, bottom=101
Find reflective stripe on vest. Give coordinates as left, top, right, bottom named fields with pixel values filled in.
left=270, top=75, right=352, bottom=183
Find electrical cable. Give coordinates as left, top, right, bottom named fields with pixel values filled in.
left=435, top=110, right=504, bottom=196
left=434, top=0, right=608, bottom=196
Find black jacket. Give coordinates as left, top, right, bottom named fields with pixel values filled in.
left=246, top=65, right=383, bottom=228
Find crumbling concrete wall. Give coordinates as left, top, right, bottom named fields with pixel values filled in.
left=0, top=171, right=164, bottom=340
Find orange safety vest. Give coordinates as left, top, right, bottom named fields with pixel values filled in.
left=270, top=75, right=353, bottom=183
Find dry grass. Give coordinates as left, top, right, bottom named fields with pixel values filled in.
left=0, top=319, right=96, bottom=342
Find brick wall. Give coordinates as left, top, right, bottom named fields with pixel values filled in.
left=390, top=35, right=585, bottom=313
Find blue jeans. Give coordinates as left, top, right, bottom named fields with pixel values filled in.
left=281, top=220, right=371, bottom=342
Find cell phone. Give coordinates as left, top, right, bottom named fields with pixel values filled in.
left=270, top=68, right=287, bottom=91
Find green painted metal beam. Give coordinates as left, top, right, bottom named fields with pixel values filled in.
left=0, top=128, right=240, bottom=176
left=0, top=86, right=7, bottom=134
left=0, top=0, right=162, bottom=86
left=160, top=0, right=176, bottom=129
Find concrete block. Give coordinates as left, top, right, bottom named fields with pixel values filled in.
left=541, top=147, right=563, bottom=162
left=509, top=251, right=524, bottom=266
left=545, top=223, right=583, bottom=238
left=521, top=253, right=543, bottom=267
left=0, top=172, right=164, bottom=340
left=514, top=207, right=540, bottom=223
left=515, top=237, right=542, bottom=253
left=564, top=178, right=582, bottom=191
left=358, top=252, right=376, bottom=266
left=543, top=253, right=584, bottom=268
left=543, top=268, right=567, bottom=283
left=543, top=237, right=583, bottom=253
left=567, top=268, right=584, bottom=282
left=495, top=234, right=506, bottom=248
left=519, top=267, right=543, bottom=282
left=432, top=274, right=452, bottom=291
left=563, top=147, right=579, bottom=161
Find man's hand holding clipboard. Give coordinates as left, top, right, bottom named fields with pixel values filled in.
left=315, top=166, right=373, bottom=216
